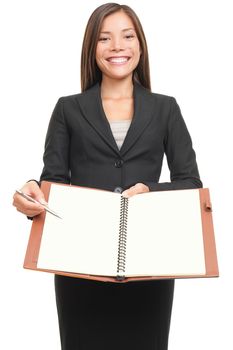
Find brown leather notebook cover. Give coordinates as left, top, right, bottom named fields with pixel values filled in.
left=23, top=181, right=219, bottom=283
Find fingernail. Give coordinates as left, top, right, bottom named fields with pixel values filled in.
left=122, top=191, right=129, bottom=198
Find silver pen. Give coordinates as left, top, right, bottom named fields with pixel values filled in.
left=16, top=189, right=62, bottom=219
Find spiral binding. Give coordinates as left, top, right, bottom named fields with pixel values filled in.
left=116, top=196, right=129, bottom=280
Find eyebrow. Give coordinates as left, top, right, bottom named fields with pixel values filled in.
left=100, top=28, right=136, bottom=34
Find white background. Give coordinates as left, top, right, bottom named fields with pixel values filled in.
left=1, top=0, right=232, bottom=349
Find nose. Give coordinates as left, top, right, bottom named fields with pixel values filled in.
left=110, top=37, right=124, bottom=52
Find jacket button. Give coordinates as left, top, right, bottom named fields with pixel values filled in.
left=114, top=187, right=123, bottom=193
left=114, top=159, right=124, bottom=168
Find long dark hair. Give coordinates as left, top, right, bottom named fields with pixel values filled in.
left=81, top=3, right=151, bottom=92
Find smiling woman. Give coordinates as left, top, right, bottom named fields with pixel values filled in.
left=13, top=2, right=203, bottom=350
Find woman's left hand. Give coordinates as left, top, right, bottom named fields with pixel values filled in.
left=121, top=183, right=149, bottom=198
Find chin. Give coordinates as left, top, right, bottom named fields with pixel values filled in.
left=104, top=70, right=134, bottom=81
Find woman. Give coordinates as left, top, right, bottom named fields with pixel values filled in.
left=13, top=3, right=202, bottom=350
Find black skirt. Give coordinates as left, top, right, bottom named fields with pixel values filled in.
left=55, top=275, right=174, bottom=350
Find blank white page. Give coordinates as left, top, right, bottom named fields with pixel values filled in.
left=37, top=184, right=121, bottom=276
left=125, top=189, right=206, bottom=276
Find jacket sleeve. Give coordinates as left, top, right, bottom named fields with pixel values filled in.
left=26, top=99, right=70, bottom=220
left=39, top=97, right=71, bottom=184
left=143, top=97, right=202, bottom=191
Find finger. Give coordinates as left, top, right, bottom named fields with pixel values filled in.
left=122, top=186, right=137, bottom=198
left=13, top=194, right=45, bottom=210
left=13, top=197, right=45, bottom=218
left=18, top=201, right=45, bottom=215
left=16, top=206, right=44, bottom=217
left=122, top=183, right=149, bottom=198
left=20, top=182, right=47, bottom=204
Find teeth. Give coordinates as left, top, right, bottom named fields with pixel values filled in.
left=108, top=57, right=129, bottom=63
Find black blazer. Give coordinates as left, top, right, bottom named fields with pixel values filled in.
left=40, top=81, right=202, bottom=192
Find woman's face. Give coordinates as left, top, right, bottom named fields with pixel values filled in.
left=95, top=10, right=141, bottom=81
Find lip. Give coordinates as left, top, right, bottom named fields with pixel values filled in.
left=106, top=56, right=131, bottom=65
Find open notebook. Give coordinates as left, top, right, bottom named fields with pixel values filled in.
left=24, top=181, right=219, bottom=283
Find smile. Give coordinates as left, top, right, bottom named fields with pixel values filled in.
left=106, top=57, right=131, bottom=65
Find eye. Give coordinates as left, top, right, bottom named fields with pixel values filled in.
left=98, top=37, right=110, bottom=42
left=125, top=34, right=135, bottom=39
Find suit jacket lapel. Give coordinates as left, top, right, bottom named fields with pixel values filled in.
left=77, top=81, right=155, bottom=157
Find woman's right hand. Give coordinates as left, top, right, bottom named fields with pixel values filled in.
left=12, top=180, right=47, bottom=218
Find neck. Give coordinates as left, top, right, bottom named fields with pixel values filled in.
left=100, top=76, right=134, bottom=99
